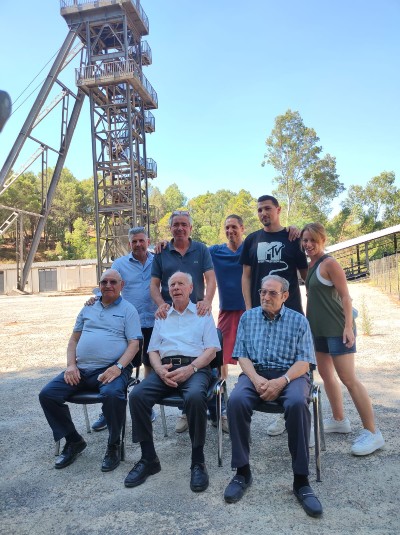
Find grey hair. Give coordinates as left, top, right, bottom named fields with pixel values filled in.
left=168, top=271, right=193, bottom=286
left=100, top=268, right=122, bottom=282
left=261, top=274, right=289, bottom=293
left=128, top=226, right=148, bottom=240
left=168, top=211, right=193, bottom=226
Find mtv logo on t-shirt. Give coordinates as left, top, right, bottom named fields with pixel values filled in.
left=257, top=242, right=284, bottom=263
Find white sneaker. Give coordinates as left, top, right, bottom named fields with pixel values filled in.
left=351, top=429, right=385, bottom=456
left=267, top=414, right=286, bottom=436
left=175, top=415, right=188, bottom=433
left=323, top=416, right=352, bottom=434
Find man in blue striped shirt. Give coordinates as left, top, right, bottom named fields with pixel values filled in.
left=224, top=275, right=323, bottom=518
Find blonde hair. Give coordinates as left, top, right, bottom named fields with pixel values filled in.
left=300, top=222, right=327, bottom=247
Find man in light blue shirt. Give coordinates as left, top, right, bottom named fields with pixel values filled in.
left=224, top=275, right=323, bottom=518
left=39, top=269, right=142, bottom=473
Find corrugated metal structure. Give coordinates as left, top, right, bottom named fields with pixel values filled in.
left=326, top=224, right=400, bottom=279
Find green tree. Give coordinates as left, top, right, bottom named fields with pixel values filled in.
left=188, top=190, right=235, bottom=244
left=262, top=109, right=344, bottom=225
left=0, top=171, right=41, bottom=238
left=342, top=171, right=398, bottom=233
left=46, top=169, right=93, bottom=243
left=163, top=183, right=187, bottom=213
left=65, top=217, right=97, bottom=259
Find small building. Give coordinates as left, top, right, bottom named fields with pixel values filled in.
left=0, top=259, right=97, bottom=295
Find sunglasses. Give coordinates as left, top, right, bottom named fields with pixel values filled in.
left=100, top=279, right=120, bottom=285
left=171, top=210, right=190, bottom=216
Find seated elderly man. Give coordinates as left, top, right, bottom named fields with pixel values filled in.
left=224, top=274, right=323, bottom=518
left=125, top=271, right=221, bottom=492
left=39, top=269, right=142, bottom=472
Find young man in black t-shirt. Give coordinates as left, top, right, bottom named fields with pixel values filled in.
left=240, top=195, right=308, bottom=314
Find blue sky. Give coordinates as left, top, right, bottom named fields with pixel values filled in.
left=1, top=0, right=399, bottom=210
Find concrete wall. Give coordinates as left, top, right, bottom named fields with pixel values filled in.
left=0, top=260, right=97, bottom=295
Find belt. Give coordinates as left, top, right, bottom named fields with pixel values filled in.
left=161, top=355, right=196, bottom=366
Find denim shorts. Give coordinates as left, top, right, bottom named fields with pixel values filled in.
left=313, top=335, right=356, bottom=356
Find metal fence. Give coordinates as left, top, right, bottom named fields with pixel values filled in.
left=369, top=252, right=400, bottom=300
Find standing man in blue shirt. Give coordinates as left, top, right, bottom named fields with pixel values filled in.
left=224, top=275, right=323, bottom=518
left=208, top=215, right=246, bottom=433
left=91, top=226, right=157, bottom=431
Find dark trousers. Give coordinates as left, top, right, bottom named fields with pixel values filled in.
left=129, top=367, right=212, bottom=449
left=227, top=370, right=311, bottom=476
left=39, top=365, right=131, bottom=444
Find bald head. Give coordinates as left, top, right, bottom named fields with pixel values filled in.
left=99, top=269, right=124, bottom=304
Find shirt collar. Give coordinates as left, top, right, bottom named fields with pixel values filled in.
left=168, top=300, right=197, bottom=316
left=129, top=251, right=151, bottom=263
left=169, top=237, right=192, bottom=251
left=261, top=303, right=286, bottom=322
left=99, top=295, right=122, bottom=307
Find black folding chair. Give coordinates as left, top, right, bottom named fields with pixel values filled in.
left=159, top=329, right=226, bottom=466
left=54, top=349, right=142, bottom=460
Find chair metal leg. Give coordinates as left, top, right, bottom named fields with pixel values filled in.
left=312, top=385, right=322, bottom=482
left=160, top=405, right=168, bottom=437
left=55, top=440, right=60, bottom=456
left=215, top=379, right=225, bottom=467
left=121, top=412, right=126, bottom=461
left=82, top=404, right=91, bottom=433
left=317, top=387, right=326, bottom=451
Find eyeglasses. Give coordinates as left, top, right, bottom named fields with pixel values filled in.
left=171, top=210, right=190, bottom=217
left=100, top=279, right=120, bottom=285
left=258, top=289, right=283, bottom=298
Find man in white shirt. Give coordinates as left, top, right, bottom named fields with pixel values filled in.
left=125, top=271, right=221, bottom=493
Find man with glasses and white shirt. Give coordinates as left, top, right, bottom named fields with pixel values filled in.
left=150, top=210, right=216, bottom=432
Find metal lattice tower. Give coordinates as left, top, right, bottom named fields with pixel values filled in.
left=0, top=0, right=157, bottom=288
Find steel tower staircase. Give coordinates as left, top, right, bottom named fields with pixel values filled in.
left=0, top=0, right=157, bottom=289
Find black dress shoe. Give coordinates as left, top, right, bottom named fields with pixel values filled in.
left=101, top=443, right=121, bottom=472
left=224, top=474, right=253, bottom=503
left=124, top=457, right=161, bottom=488
left=190, top=463, right=209, bottom=492
left=55, top=439, right=87, bottom=469
left=293, top=485, right=323, bottom=517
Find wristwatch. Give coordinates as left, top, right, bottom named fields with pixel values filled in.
left=191, top=364, right=198, bottom=373
left=116, top=362, right=124, bottom=371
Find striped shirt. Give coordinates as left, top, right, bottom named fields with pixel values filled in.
left=232, top=305, right=315, bottom=370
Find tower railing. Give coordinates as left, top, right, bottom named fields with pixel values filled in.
left=76, top=60, right=158, bottom=108
left=60, top=0, right=149, bottom=34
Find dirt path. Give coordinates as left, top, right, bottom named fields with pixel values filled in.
left=1, top=281, right=399, bottom=534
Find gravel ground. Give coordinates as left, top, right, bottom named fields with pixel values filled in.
left=1, top=282, right=399, bottom=535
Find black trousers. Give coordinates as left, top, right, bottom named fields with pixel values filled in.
left=228, top=370, right=311, bottom=476
left=129, top=366, right=212, bottom=449
left=39, top=365, right=131, bottom=444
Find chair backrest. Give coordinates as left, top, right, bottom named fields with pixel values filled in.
left=209, top=328, right=223, bottom=370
